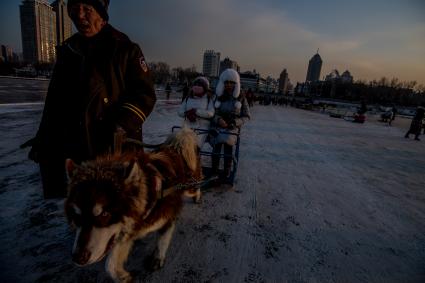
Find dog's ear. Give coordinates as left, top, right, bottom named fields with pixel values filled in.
left=65, top=159, right=78, bottom=180
left=125, top=160, right=141, bottom=185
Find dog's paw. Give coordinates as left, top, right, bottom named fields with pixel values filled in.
left=114, top=271, right=133, bottom=283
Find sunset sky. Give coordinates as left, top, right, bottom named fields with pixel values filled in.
left=1, top=0, right=424, bottom=85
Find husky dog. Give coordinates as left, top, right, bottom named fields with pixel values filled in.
left=64, top=128, right=202, bottom=283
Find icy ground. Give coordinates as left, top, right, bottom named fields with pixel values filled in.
left=0, top=77, right=425, bottom=283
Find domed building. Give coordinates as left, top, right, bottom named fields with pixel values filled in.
left=325, top=69, right=354, bottom=83
left=341, top=70, right=353, bottom=83
left=325, top=69, right=340, bottom=81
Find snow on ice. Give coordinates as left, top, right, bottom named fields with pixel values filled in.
left=0, top=77, right=424, bottom=282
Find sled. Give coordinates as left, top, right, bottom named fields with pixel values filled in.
left=327, top=108, right=366, bottom=124
left=172, top=126, right=241, bottom=187
left=329, top=109, right=345, bottom=118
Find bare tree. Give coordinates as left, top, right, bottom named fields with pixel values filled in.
left=378, top=77, right=389, bottom=87
left=148, top=61, right=171, bottom=84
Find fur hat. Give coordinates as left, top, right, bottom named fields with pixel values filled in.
left=193, top=76, right=210, bottom=92
left=215, top=68, right=240, bottom=98
left=67, top=0, right=110, bottom=21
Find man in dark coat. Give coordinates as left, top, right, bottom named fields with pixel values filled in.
left=405, top=104, right=425, bottom=141
left=24, top=0, right=156, bottom=198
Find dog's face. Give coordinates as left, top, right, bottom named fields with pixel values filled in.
left=64, top=158, right=146, bottom=266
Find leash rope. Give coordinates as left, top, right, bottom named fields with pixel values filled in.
left=158, top=175, right=220, bottom=199
left=141, top=175, right=221, bottom=221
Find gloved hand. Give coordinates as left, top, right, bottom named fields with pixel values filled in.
left=218, top=117, right=228, bottom=128
left=185, top=108, right=197, bottom=122
left=20, top=137, right=40, bottom=163
left=227, top=118, right=236, bottom=129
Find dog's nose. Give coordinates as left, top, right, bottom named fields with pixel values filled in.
left=72, top=249, right=91, bottom=266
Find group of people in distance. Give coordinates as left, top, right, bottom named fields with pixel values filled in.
left=178, top=69, right=251, bottom=183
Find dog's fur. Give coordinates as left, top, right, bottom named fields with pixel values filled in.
left=64, top=127, right=202, bottom=282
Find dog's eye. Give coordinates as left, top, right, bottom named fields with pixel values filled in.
left=95, top=210, right=112, bottom=227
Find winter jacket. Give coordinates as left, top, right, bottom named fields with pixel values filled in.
left=34, top=24, right=156, bottom=161
left=210, top=93, right=250, bottom=146
left=178, top=94, right=215, bottom=147
left=210, top=69, right=250, bottom=146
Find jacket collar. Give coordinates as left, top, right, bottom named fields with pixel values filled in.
left=64, top=24, right=116, bottom=58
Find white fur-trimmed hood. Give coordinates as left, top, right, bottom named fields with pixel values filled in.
left=215, top=68, right=241, bottom=99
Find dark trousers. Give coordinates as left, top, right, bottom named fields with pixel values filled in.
left=212, top=143, right=233, bottom=176
left=405, top=120, right=422, bottom=139
left=39, top=158, right=67, bottom=199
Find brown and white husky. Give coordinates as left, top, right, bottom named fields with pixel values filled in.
left=64, top=127, right=202, bottom=282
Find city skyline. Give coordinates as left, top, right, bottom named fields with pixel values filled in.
left=1, top=0, right=424, bottom=85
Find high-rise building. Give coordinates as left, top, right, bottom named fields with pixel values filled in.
left=20, top=0, right=57, bottom=64
left=279, top=68, right=289, bottom=94
left=305, top=51, right=322, bottom=82
left=52, top=0, right=73, bottom=46
left=219, top=57, right=239, bottom=75
left=203, top=50, right=221, bottom=77
left=1, top=45, right=14, bottom=63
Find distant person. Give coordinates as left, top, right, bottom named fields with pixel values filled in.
left=358, top=100, right=367, bottom=114
left=389, top=105, right=397, bottom=126
left=405, top=103, right=425, bottom=141
left=21, top=0, right=156, bottom=198
left=246, top=88, right=254, bottom=107
left=180, top=82, right=190, bottom=102
left=354, top=100, right=367, bottom=123
left=263, top=94, right=271, bottom=105
left=165, top=82, right=172, bottom=100
left=178, top=76, right=215, bottom=148
left=209, top=69, right=250, bottom=183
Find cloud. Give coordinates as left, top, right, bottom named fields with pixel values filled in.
left=108, top=0, right=424, bottom=84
